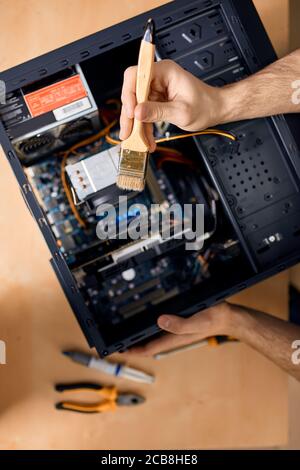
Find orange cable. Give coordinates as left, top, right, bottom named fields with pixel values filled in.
left=105, top=128, right=236, bottom=146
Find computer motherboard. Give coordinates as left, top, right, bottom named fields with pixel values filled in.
left=17, top=83, right=240, bottom=330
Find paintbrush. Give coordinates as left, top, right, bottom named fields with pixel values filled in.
left=116, top=18, right=155, bottom=192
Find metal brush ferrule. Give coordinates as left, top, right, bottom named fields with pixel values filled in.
left=118, top=149, right=149, bottom=178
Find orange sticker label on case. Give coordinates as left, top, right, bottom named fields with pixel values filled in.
left=24, top=75, right=87, bottom=117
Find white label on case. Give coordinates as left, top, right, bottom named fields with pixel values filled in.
left=53, top=96, right=91, bottom=121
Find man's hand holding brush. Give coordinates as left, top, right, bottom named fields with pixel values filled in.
left=116, top=20, right=235, bottom=191
left=120, top=50, right=300, bottom=152
left=119, top=59, right=226, bottom=152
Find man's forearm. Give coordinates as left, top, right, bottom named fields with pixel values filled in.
left=226, top=304, right=300, bottom=381
left=219, top=49, right=300, bottom=124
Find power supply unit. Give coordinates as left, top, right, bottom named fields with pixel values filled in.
left=1, top=0, right=300, bottom=356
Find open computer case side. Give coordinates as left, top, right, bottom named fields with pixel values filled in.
left=0, top=0, right=300, bottom=356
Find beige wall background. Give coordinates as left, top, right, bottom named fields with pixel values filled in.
left=290, top=0, right=300, bottom=50
left=254, top=0, right=290, bottom=57
left=0, top=0, right=299, bottom=450
left=0, top=0, right=291, bottom=72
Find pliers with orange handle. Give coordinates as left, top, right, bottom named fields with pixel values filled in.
left=55, top=382, right=145, bottom=413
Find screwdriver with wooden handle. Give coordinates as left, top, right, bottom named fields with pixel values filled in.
left=154, top=336, right=238, bottom=360
left=116, top=18, right=155, bottom=192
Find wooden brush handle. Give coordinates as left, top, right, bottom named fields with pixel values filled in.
left=136, top=39, right=155, bottom=104
left=123, top=39, right=155, bottom=152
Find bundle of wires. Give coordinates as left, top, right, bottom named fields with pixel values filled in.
left=105, top=128, right=236, bottom=147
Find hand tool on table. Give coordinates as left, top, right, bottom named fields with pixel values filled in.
left=62, top=350, right=154, bottom=384
left=116, top=18, right=155, bottom=191
left=154, top=335, right=238, bottom=360
left=55, top=382, right=145, bottom=413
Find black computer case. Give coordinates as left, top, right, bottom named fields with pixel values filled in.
left=1, top=0, right=300, bottom=356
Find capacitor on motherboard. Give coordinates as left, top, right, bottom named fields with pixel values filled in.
left=121, top=269, right=136, bottom=282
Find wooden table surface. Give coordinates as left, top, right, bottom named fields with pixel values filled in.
left=0, top=0, right=290, bottom=449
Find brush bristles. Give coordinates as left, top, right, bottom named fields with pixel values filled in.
left=116, top=174, right=145, bottom=191
left=117, top=148, right=149, bottom=191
